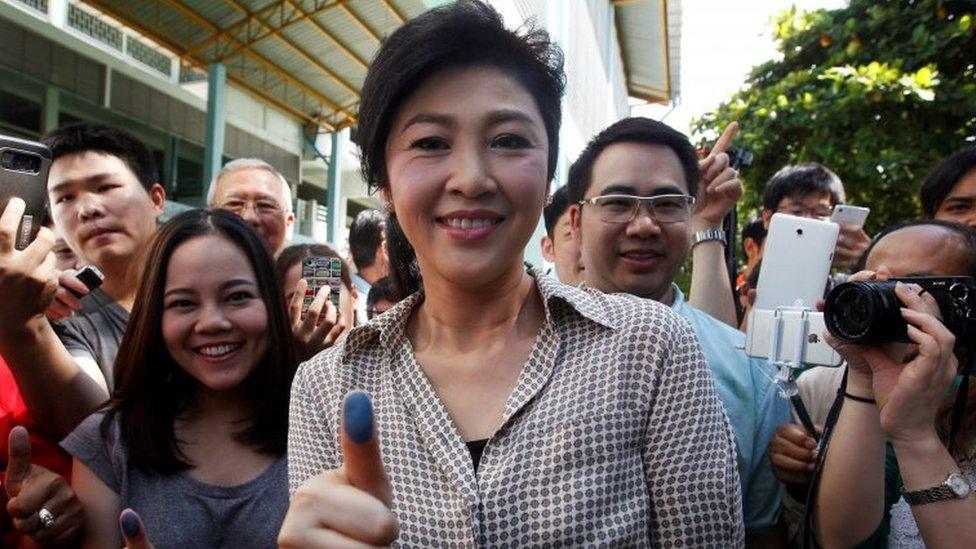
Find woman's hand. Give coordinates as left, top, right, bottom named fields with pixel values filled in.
left=278, top=392, right=397, bottom=548
left=120, top=508, right=155, bottom=549
left=289, top=279, right=348, bottom=363
left=823, top=269, right=891, bottom=389
left=860, top=282, right=957, bottom=445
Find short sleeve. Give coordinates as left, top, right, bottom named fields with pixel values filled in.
left=60, top=412, right=124, bottom=493
left=51, top=319, right=96, bottom=362
left=641, top=316, right=745, bottom=546
left=287, top=355, right=342, bottom=493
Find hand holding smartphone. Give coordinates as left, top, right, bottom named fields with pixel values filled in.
left=0, top=134, right=51, bottom=250
left=45, top=265, right=106, bottom=320
left=301, top=255, right=343, bottom=318
left=829, top=205, right=870, bottom=229
left=829, top=205, right=871, bottom=269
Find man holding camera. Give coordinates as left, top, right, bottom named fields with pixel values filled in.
left=566, top=117, right=790, bottom=545
left=770, top=219, right=976, bottom=547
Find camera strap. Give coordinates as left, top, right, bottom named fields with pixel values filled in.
left=801, top=365, right=850, bottom=549
left=948, top=349, right=974, bottom=455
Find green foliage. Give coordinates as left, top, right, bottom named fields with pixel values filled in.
left=691, top=0, right=976, bottom=235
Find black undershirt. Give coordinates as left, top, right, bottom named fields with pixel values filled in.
left=466, top=439, right=488, bottom=472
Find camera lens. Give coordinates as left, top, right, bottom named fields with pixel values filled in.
left=824, top=281, right=907, bottom=344
left=0, top=151, right=40, bottom=173
left=949, top=282, right=970, bottom=303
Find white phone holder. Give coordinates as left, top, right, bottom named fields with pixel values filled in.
left=768, top=300, right=815, bottom=399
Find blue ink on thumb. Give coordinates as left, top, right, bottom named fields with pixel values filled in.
left=344, top=392, right=374, bottom=444
left=121, top=510, right=141, bottom=538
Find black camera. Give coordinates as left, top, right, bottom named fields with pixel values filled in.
left=824, top=277, right=976, bottom=345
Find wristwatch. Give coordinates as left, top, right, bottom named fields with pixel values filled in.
left=692, top=228, right=726, bottom=248
left=901, top=472, right=972, bottom=505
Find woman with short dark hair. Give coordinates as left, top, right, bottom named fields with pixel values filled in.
left=279, top=2, right=742, bottom=546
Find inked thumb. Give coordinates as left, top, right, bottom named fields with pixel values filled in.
left=5, top=426, right=32, bottom=498
left=341, top=391, right=391, bottom=506
left=120, top=508, right=154, bottom=549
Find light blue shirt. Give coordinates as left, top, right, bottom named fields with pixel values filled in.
left=352, top=273, right=371, bottom=325
left=671, top=286, right=790, bottom=533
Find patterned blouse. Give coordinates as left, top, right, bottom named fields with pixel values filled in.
left=288, top=273, right=744, bottom=547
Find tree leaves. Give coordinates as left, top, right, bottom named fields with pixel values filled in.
left=692, top=0, right=976, bottom=236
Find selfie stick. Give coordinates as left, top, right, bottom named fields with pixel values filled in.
left=768, top=305, right=821, bottom=441
left=725, top=148, right=753, bottom=321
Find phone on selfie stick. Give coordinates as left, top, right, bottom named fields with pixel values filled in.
left=0, top=134, right=51, bottom=250
left=300, top=255, right=342, bottom=318
left=746, top=214, right=843, bottom=441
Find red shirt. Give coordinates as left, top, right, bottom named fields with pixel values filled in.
left=0, top=356, right=72, bottom=478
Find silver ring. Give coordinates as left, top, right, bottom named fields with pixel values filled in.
left=38, top=507, right=55, bottom=529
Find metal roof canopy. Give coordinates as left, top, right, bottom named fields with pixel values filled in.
left=80, top=0, right=428, bottom=130
left=614, top=0, right=680, bottom=105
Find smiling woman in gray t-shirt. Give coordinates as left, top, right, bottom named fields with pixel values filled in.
left=61, top=210, right=298, bottom=547
left=62, top=413, right=288, bottom=548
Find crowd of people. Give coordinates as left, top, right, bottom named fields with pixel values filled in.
left=1, top=0, right=975, bottom=547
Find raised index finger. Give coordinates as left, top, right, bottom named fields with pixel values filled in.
left=710, top=121, right=739, bottom=156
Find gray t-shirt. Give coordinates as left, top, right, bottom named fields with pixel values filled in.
left=51, top=289, right=128, bottom=390
left=61, top=412, right=289, bottom=548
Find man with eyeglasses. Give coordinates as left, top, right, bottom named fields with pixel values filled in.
left=761, top=163, right=869, bottom=269
left=566, top=117, right=790, bottom=546
left=207, top=158, right=295, bottom=256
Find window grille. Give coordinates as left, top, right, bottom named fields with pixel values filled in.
left=67, top=3, right=122, bottom=51
left=13, top=0, right=47, bottom=13
left=126, top=36, right=171, bottom=77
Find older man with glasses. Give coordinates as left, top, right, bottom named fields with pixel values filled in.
left=566, top=117, right=790, bottom=547
left=208, top=158, right=295, bottom=256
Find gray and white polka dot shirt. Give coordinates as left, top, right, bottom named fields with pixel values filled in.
left=288, top=274, right=744, bottom=547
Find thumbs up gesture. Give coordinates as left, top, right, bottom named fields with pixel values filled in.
left=119, top=508, right=155, bottom=549
left=4, top=426, right=85, bottom=545
left=278, top=391, right=397, bottom=548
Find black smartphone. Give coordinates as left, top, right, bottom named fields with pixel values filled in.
left=0, top=134, right=51, bottom=250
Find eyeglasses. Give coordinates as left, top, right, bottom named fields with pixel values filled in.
left=578, top=194, right=695, bottom=224
left=218, top=198, right=286, bottom=216
left=779, top=206, right=832, bottom=220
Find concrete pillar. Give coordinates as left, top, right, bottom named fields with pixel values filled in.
left=103, top=68, right=112, bottom=108
left=202, top=62, right=227, bottom=200
left=164, top=135, right=179, bottom=195
left=326, top=129, right=343, bottom=245
left=48, top=0, right=67, bottom=29
left=42, top=85, right=59, bottom=133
